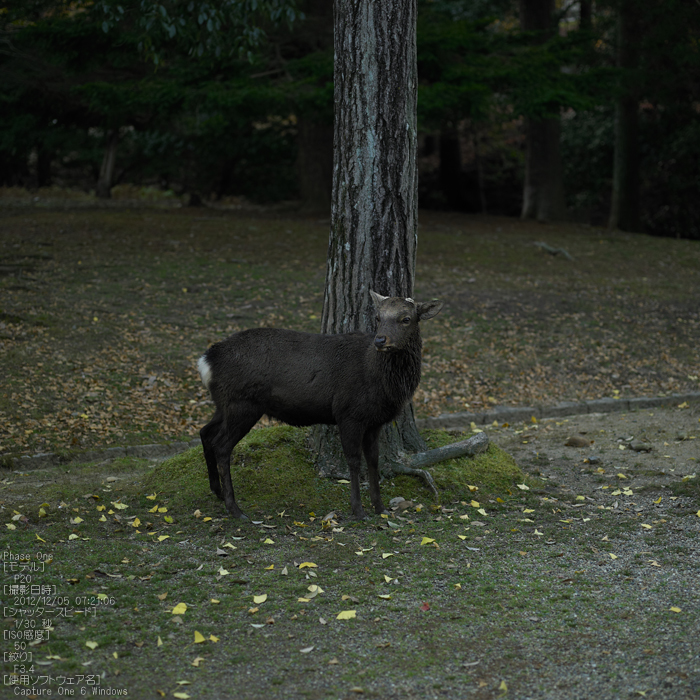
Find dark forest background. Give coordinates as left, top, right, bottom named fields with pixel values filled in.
left=1, top=0, right=699, bottom=238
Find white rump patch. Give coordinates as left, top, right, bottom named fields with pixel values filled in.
left=197, top=355, right=213, bottom=389
left=405, top=297, right=415, bottom=304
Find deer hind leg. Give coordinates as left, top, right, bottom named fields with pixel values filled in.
left=212, top=403, right=262, bottom=520
left=201, top=411, right=224, bottom=499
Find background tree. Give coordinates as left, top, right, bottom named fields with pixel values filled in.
left=518, top=0, right=566, bottom=221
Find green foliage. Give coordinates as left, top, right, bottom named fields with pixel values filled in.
left=94, top=0, right=302, bottom=64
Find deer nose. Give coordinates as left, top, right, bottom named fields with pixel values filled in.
left=374, top=335, right=387, bottom=349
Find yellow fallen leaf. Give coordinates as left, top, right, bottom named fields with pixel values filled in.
left=523, top=508, right=535, bottom=513
left=265, top=564, right=274, bottom=570
left=617, top=473, right=627, bottom=479
left=171, top=602, right=187, bottom=615
left=209, top=635, right=219, bottom=643
left=499, top=680, right=508, bottom=692
left=384, top=575, right=393, bottom=583
left=298, top=598, right=310, bottom=603
left=193, top=631, right=206, bottom=644
left=477, top=508, right=487, bottom=516
left=157, top=636, right=163, bottom=647
left=382, top=553, right=394, bottom=559
left=158, top=507, right=167, bottom=513
left=337, top=479, right=350, bottom=484
left=202, top=517, right=212, bottom=522
left=99, top=515, right=107, bottom=522
left=459, top=514, right=470, bottom=520
left=218, top=567, right=229, bottom=576
left=111, top=501, right=128, bottom=510
left=576, top=496, right=585, bottom=501
left=146, top=493, right=157, bottom=500
left=641, top=524, right=652, bottom=529
left=609, top=553, right=618, bottom=560
left=157, top=535, right=169, bottom=542
left=458, top=535, right=467, bottom=540
left=38, top=507, right=48, bottom=517
left=191, top=656, right=205, bottom=667
left=336, top=610, right=356, bottom=620
left=96, top=505, right=106, bottom=511
left=173, top=694, right=190, bottom=699
left=454, top=583, right=462, bottom=590
left=149, top=505, right=159, bottom=513
left=420, top=537, right=435, bottom=546
left=516, top=484, right=529, bottom=491
left=299, top=562, right=317, bottom=569
left=470, top=500, right=480, bottom=508
left=85, top=641, right=98, bottom=650
left=248, top=607, right=259, bottom=614
left=533, top=529, right=543, bottom=536
left=68, top=533, right=79, bottom=540
left=70, top=517, right=83, bottom=524
left=378, top=594, right=391, bottom=599
left=253, top=594, right=268, bottom=604
left=35, top=533, right=46, bottom=542
left=131, top=517, right=141, bottom=528
left=670, top=606, right=682, bottom=613
left=263, top=538, right=275, bottom=545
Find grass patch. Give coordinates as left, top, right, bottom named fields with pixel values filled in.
left=143, top=427, right=524, bottom=518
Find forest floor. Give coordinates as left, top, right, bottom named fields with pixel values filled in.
left=1, top=203, right=699, bottom=699
left=1, top=205, right=699, bottom=458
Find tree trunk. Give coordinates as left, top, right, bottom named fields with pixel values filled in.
left=36, top=147, right=52, bottom=188
left=314, top=0, right=422, bottom=480
left=296, top=117, right=334, bottom=213
left=608, top=0, right=641, bottom=232
left=439, top=126, right=462, bottom=209
left=519, top=0, right=567, bottom=222
left=579, top=0, right=592, bottom=31
left=521, top=117, right=567, bottom=221
left=96, top=130, right=119, bottom=199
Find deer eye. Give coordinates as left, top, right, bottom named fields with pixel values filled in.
left=375, top=316, right=380, bottom=323
left=401, top=317, right=411, bottom=324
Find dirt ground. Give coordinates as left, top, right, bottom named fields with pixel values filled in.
left=494, top=402, right=699, bottom=496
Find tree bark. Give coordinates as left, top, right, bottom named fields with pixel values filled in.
left=96, top=129, right=119, bottom=199
left=519, top=0, right=567, bottom=222
left=36, top=147, right=52, bottom=188
left=608, top=0, right=641, bottom=232
left=314, top=0, right=422, bottom=479
left=296, top=117, right=333, bottom=212
left=439, top=126, right=462, bottom=209
left=579, top=0, right=592, bottom=31
left=521, top=117, right=567, bottom=221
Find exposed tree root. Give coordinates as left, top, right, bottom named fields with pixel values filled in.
left=388, top=432, right=490, bottom=496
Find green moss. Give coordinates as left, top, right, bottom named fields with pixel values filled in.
left=669, top=476, right=699, bottom=499
left=143, top=426, right=522, bottom=515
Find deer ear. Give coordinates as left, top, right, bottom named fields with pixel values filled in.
left=416, top=299, right=443, bottom=320
left=370, top=290, right=389, bottom=307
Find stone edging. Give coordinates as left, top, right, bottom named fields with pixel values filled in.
left=5, top=392, right=700, bottom=472
left=415, top=392, right=700, bottom=431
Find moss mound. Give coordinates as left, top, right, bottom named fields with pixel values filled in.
left=143, top=426, right=523, bottom=517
